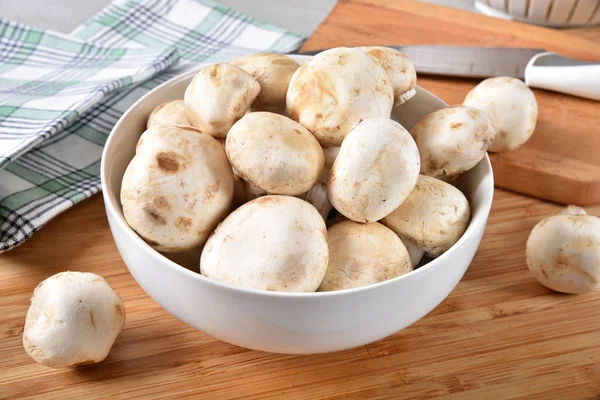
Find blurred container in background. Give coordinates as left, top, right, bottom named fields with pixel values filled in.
left=476, top=0, right=600, bottom=27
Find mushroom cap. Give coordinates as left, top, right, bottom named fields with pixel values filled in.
left=200, top=196, right=329, bottom=292
left=463, top=76, right=538, bottom=152
left=121, top=125, right=234, bottom=252
left=23, top=272, right=125, bottom=368
left=226, top=112, right=324, bottom=196
left=286, top=47, right=394, bottom=146
left=526, top=214, right=600, bottom=294
left=318, top=221, right=412, bottom=291
left=230, top=53, right=299, bottom=111
left=327, top=118, right=420, bottom=223
left=146, top=99, right=189, bottom=129
left=358, top=46, right=417, bottom=105
left=184, top=63, right=260, bottom=139
left=381, top=175, right=470, bottom=257
left=411, top=106, right=495, bottom=179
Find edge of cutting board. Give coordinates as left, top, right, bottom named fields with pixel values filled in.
left=490, top=148, right=600, bottom=206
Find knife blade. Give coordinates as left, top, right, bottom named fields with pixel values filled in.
left=298, top=45, right=600, bottom=101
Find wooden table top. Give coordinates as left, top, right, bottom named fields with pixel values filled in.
left=2, top=1, right=600, bottom=399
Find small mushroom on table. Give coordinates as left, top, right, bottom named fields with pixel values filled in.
left=463, top=76, right=538, bottom=152
left=121, top=125, right=234, bottom=252
left=200, top=196, right=329, bottom=292
left=286, top=47, right=394, bottom=146
left=327, top=117, right=420, bottom=223
left=319, top=221, right=412, bottom=291
left=382, top=175, right=471, bottom=257
left=526, top=206, right=600, bottom=294
left=23, top=272, right=125, bottom=368
left=184, top=63, right=261, bottom=139
left=226, top=112, right=324, bottom=196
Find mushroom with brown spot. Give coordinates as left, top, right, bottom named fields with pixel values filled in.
left=327, top=117, right=420, bottom=223
left=526, top=206, right=600, bottom=294
left=410, top=105, right=495, bottom=180
left=286, top=47, right=394, bottom=146
left=121, top=125, right=234, bottom=252
left=184, top=63, right=260, bottom=138
left=200, top=196, right=329, bottom=292
left=23, top=272, right=125, bottom=368
left=230, top=52, right=299, bottom=112
left=463, top=76, right=538, bottom=152
left=226, top=112, right=324, bottom=196
left=382, top=175, right=470, bottom=257
left=319, top=221, right=412, bottom=291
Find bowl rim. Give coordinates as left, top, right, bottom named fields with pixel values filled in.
left=101, top=56, right=494, bottom=299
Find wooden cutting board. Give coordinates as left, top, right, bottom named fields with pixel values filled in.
left=2, top=1, right=600, bottom=399
left=304, top=0, right=600, bottom=206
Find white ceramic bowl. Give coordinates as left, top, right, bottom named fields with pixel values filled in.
left=101, top=55, right=494, bottom=354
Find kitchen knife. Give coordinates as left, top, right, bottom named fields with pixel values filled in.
left=299, top=46, right=600, bottom=101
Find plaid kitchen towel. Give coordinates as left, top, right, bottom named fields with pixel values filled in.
left=0, top=0, right=305, bottom=252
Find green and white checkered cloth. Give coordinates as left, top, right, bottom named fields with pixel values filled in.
left=0, top=0, right=305, bottom=252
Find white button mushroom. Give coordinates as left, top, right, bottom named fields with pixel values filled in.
left=121, top=125, right=234, bottom=252
left=327, top=118, right=420, bottom=223
left=23, top=272, right=125, bottom=368
left=146, top=99, right=189, bottom=129
left=225, top=112, right=324, bottom=196
left=200, top=196, right=329, bottom=292
left=184, top=63, right=261, bottom=139
left=463, top=76, right=538, bottom=152
left=526, top=207, right=600, bottom=294
left=358, top=46, right=417, bottom=106
left=381, top=175, right=470, bottom=257
left=286, top=47, right=394, bottom=146
left=410, top=106, right=495, bottom=180
left=230, top=53, right=299, bottom=112
left=319, top=221, right=412, bottom=291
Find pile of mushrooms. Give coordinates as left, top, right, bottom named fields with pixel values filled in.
left=117, top=46, right=541, bottom=294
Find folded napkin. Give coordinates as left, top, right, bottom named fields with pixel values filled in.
left=0, top=0, right=305, bottom=252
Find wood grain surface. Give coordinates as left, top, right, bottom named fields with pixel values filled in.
left=2, top=1, right=600, bottom=399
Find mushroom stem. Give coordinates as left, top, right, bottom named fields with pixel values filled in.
left=559, top=205, right=587, bottom=216
left=303, top=182, right=333, bottom=220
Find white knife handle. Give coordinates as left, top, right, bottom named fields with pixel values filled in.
left=524, top=52, right=600, bottom=101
